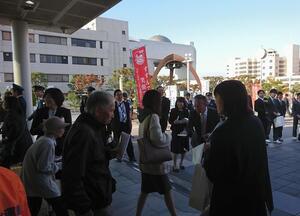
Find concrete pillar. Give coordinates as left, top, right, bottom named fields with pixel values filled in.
left=11, top=20, right=33, bottom=117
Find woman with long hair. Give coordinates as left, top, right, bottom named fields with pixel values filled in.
left=0, top=96, right=32, bottom=167
left=169, top=97, right=189, bottom=172
left=204, top=80, right=273, bottom=216
left=136, top=89, right=177, bottom=216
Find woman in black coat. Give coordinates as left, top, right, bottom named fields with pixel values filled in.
left=30, top=88, right=71, bottom=156
left=0, top=96, right=32, bottom=167
left=204, top=80, right=273, bottom=216
left=169, top=97, right=189, bottom=172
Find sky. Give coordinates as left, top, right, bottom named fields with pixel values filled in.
left=103, top=0, right=300, bottom=76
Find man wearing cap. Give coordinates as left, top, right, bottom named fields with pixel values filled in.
left=12, top=83, right=26, bottom=116
left=28, top=85, right=45, bottom=121
left=80, top=86, right=95, bottom=114
left=62, top=91, right=117, bottom=216
left=22, top=117, right=69, bottom=216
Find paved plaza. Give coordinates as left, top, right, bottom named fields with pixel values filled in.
left=38, top=116, right=300, bottom=215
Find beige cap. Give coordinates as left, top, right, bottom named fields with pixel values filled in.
left=43, top=116, right=70, bottom=134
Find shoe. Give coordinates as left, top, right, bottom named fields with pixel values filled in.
left=180, top=165, right=185, bottom=170
left=265, top=139, right=271, bottom=143
left=293, top=137, right=298, bottom=141
left=172, top=167, right=179, bottom=173
left=273, top=140, right=282, bottom=144
left=279, top=138, right=283, bottom=142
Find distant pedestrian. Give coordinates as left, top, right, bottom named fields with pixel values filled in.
left=62, top=91, right=117, bottom=216
left=80, top=86, right=95, bottom=114
left=157, top=86, right=171, bottom=133
left=266, top=89, right=281, bottom=144
left=169, top=97, right=189, bottom=172
left=205, top=92, right=217, bottom=110
left=185, top=92, right=194, bottom=112
left=292, top=93, right=300, bottom=140
left=204, top=80, right=273, bottom=216
left=136, top=90, right=177, bottom=216
left=254, top=90, right=269, bottom=143
left=28, top=85, right=45, bottom=121
left=112, top=89, right=136, bottom=162
left=12, top=83, right=26, bottom=116
left=284, top=93, right=291, bottom=116
left=276, top=92, right=286, bottom=142
left=22, top=117, right=70, bottom=216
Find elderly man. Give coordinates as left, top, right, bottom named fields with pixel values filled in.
left=62, top=91, right=117, bottom=216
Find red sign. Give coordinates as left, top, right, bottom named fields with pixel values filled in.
left=132, top=46, right=151, bottom=107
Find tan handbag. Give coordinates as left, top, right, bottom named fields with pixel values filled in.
left=137, top=115, right=172, bottom=164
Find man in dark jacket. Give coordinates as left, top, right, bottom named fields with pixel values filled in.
left=157, top=86, right=170, bottom=132
left=188, top=94, right=220, bottom=147
left=276, top=92, right=286, bottom=142
left=254, top=90, right=270, bottom=143
left=185, top=92, right=194, bottom=112
left=12, top=83, right=26, bottom=116
left=80, top=86, right=95, bottom=114
left=266, top=89, right=281, bottom=144
left=292, top=93, right=300, bottom=140
left=206, top=92, right=217, bottom=110
left=62, top=91, right=117, bottom=216
left=111, top=89, right=135, bottom=162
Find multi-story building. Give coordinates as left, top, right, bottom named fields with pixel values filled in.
left=0, top=17, right=130, bottom=92
left=226, top=44, right=300, bottom=86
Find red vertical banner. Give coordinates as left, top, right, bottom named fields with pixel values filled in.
left=132, top=46, right=151, bottom=107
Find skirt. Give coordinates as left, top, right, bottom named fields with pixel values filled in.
left=141, top=173, right=171, bottom=194
left=171, top=134, right=189, bottom=154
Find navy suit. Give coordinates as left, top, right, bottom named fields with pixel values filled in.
left=275, top=99, right=286, bottom=139
left=265, top=97, right=280, bottom=140
left=111, top=101, right=135, bottom=161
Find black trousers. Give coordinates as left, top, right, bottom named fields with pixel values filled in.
left=117, top=122, right=135, bottom=161
left=293, top=116, right=299, bottom=138
left=266, top=120, right=280, bottom=140
left=28, top=196, right=68, bottom=216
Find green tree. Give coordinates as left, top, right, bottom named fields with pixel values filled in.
left=66, top=91, right=80, bottom=110
left=203, top=76, right=224, bottom=93
left=31, top=72, right=48, bottom=88
left=291, top=82, right=300, bottom=94
left=262, top=77, right=289, bottom=93
left=108, top=67, right=137, bottom=107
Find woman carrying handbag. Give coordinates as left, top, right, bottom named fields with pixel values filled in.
left=136, top=90, right=177, bottom=216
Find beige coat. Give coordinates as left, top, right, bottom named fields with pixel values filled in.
left=138, top=114, right=171, bottom=175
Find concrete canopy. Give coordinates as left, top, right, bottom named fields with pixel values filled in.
left=0, top=0, right=121, bottom=34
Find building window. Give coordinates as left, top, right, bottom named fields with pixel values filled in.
left=3, top=52, right=12, bottom=61
left=71, top=38, right=96, bottom=48
left=4, top=73, right=13, bottom=82
left=2, top=31, right=11, bottom=41
left=30, top=53, right=36, bottom=63
left=269, top=60, right=273, bottom=63
left=72, top=56, right=97, bottom=65
left=122, top=47, right=126, bottom=51
left=123, top=64, right=127, bottom=68
left=269, top=66, right=272, bottom=69
left=29, top=33, right=35, bottom=43
left=39, top=35, right=67, bottom=45
left=40, top=54, right=68, bottom=64
left=100, top=41, right=103, bottom=49
left=122, top=30, right=126, bottom=35
left=47, top=74, right=69, bottom=82
left=100, top=58, right=104, bottom=66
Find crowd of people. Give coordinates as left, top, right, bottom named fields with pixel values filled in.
left=1, top=79, right=299, bottom=216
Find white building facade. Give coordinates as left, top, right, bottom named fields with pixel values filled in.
left=129, top=35, right=198, bottom=81
left=226, top=44, right=300, bottom=85
left=0, top=17, right=130, bottom=92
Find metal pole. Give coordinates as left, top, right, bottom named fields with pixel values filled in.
left=187, top=60, right=190, bottom=92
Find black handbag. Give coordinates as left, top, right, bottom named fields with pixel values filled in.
left=137, top=115, right=172, bottom=164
